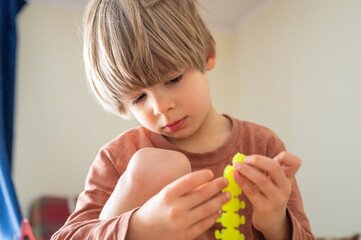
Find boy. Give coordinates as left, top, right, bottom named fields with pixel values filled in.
left=52, top=0, right=315, bottom=239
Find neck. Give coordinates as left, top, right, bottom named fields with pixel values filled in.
left=166, top=107, right=232, bottom=153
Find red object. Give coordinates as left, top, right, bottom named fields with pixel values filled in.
left=20, top=219, right=35, bottom=240
left=29, top=196, right=76, bottom=240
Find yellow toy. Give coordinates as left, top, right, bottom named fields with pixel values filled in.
left=215, top=153, right=246, bottom=240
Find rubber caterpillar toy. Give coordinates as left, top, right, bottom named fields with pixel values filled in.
left=215, top=153, right=246, bottom=240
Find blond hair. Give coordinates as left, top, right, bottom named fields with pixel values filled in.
left=83, top=0, right=215, bottom=117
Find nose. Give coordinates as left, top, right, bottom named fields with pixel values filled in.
left=151, top=92, right=175, bottom=116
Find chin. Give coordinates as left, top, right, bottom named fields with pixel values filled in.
left=162, top=129, right=190, bottom=139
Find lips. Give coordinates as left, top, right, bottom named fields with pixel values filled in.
left=164, top=117, right=187, bottom=132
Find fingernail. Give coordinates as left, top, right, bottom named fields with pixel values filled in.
left=234, top=161, right=242, bottom=169
left=225, top=191, right=231, bottom=200
left=244, top=157, right=250, bottom=163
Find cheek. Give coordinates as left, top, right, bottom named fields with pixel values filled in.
left=186, top=82, right=211, bottom=110
left=133, top=110, right=159, bottom=131
left=131, top=110, right=150, bottom=126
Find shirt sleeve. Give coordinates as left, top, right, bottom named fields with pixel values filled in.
left=51, top=146, right=133, bottom=240
left=287, top=179, right=316, bottom=240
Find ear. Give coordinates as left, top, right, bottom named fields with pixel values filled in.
left=206, top=49, right=216, bottom=71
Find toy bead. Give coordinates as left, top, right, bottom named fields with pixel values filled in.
left=215, top=153, right=246, bottom=240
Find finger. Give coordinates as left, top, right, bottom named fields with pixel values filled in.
left=185, top=208, right=222, bottom=239
left=274, top=152, right=302, bottom=178
left=233, top=161, right=279, bottom=200
left=183, top=177, right=228, bottom=209
left=236, top=155, right=286, bottom=189
left=187, top=190, right=230, bottom=225
left=233, top=170, right=267, bottom=206
left=162, top=169, right=214, bottom=199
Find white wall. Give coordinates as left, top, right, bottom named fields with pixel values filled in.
left=234, top=0, right=361, bottom=237
left=209, top=33, right=237, bottom=115
left=13, top=0, right=361, bottom=238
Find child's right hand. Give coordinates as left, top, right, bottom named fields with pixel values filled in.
left=126, top=169, right=230, bottom=240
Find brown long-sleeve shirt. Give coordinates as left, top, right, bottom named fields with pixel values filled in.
left=52, top=116, right=315, bottom=239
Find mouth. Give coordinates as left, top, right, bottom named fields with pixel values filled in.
left=164, top=117, right=187, bottom=132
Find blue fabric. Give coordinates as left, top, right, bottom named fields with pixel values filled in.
left=0, top=0, right=26, bottom=239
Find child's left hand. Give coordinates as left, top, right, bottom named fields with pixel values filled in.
left=233, top=151, right=302, bottom=240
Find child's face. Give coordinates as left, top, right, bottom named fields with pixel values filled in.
left=124, top=68, right=213, bottom=141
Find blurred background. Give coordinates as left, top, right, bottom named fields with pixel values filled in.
left=11, top=0, right=361, bottom=238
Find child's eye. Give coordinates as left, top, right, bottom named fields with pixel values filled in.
left=167, top=75, right=182, bottom=85
left=132, top=93, right=146, bottom=105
